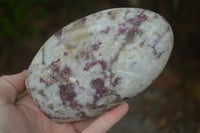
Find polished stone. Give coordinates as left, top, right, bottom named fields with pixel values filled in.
left=25, top=8, right=173, bottom=122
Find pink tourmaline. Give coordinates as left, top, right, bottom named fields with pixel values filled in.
left=25, top=8, right=173, bottom=122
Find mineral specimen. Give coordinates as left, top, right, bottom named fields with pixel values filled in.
left=25, top=8, right=174, bottom=122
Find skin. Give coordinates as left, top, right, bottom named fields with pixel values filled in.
left=0, top=70, right=129, bottom=133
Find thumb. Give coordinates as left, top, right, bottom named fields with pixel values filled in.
left=0, top=70, right=27, bottom=105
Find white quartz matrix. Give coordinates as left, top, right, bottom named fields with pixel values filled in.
left=26, top=8, right=174, bottom=122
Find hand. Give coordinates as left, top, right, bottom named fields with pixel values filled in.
left=0, top=70, right=129, bottom=133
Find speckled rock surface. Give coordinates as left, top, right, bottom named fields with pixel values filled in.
left=25, top=8, right=173, bottom=122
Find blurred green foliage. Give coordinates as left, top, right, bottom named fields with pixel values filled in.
left=0, top=0, right=49, bottom=46
left=0, top=0, right=133, bottom=48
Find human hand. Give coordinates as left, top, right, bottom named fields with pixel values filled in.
left=0, top=70, right=129, bottom=133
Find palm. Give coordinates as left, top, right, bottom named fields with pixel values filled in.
left=14, top=95, right=95, bottom=133
left=0, top=70, right=128, bottom=133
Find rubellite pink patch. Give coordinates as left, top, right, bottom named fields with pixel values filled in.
left=25, top=8, right=174, bottom=122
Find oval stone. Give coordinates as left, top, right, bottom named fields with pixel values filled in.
left=25, top=8, right=173, bottom=122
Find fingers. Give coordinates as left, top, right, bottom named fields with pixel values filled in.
left=72, top=117, right=97, bottom=132
left=82, top=102, right=129, bottom=133
left=0, top=70, right=27, bottom=105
